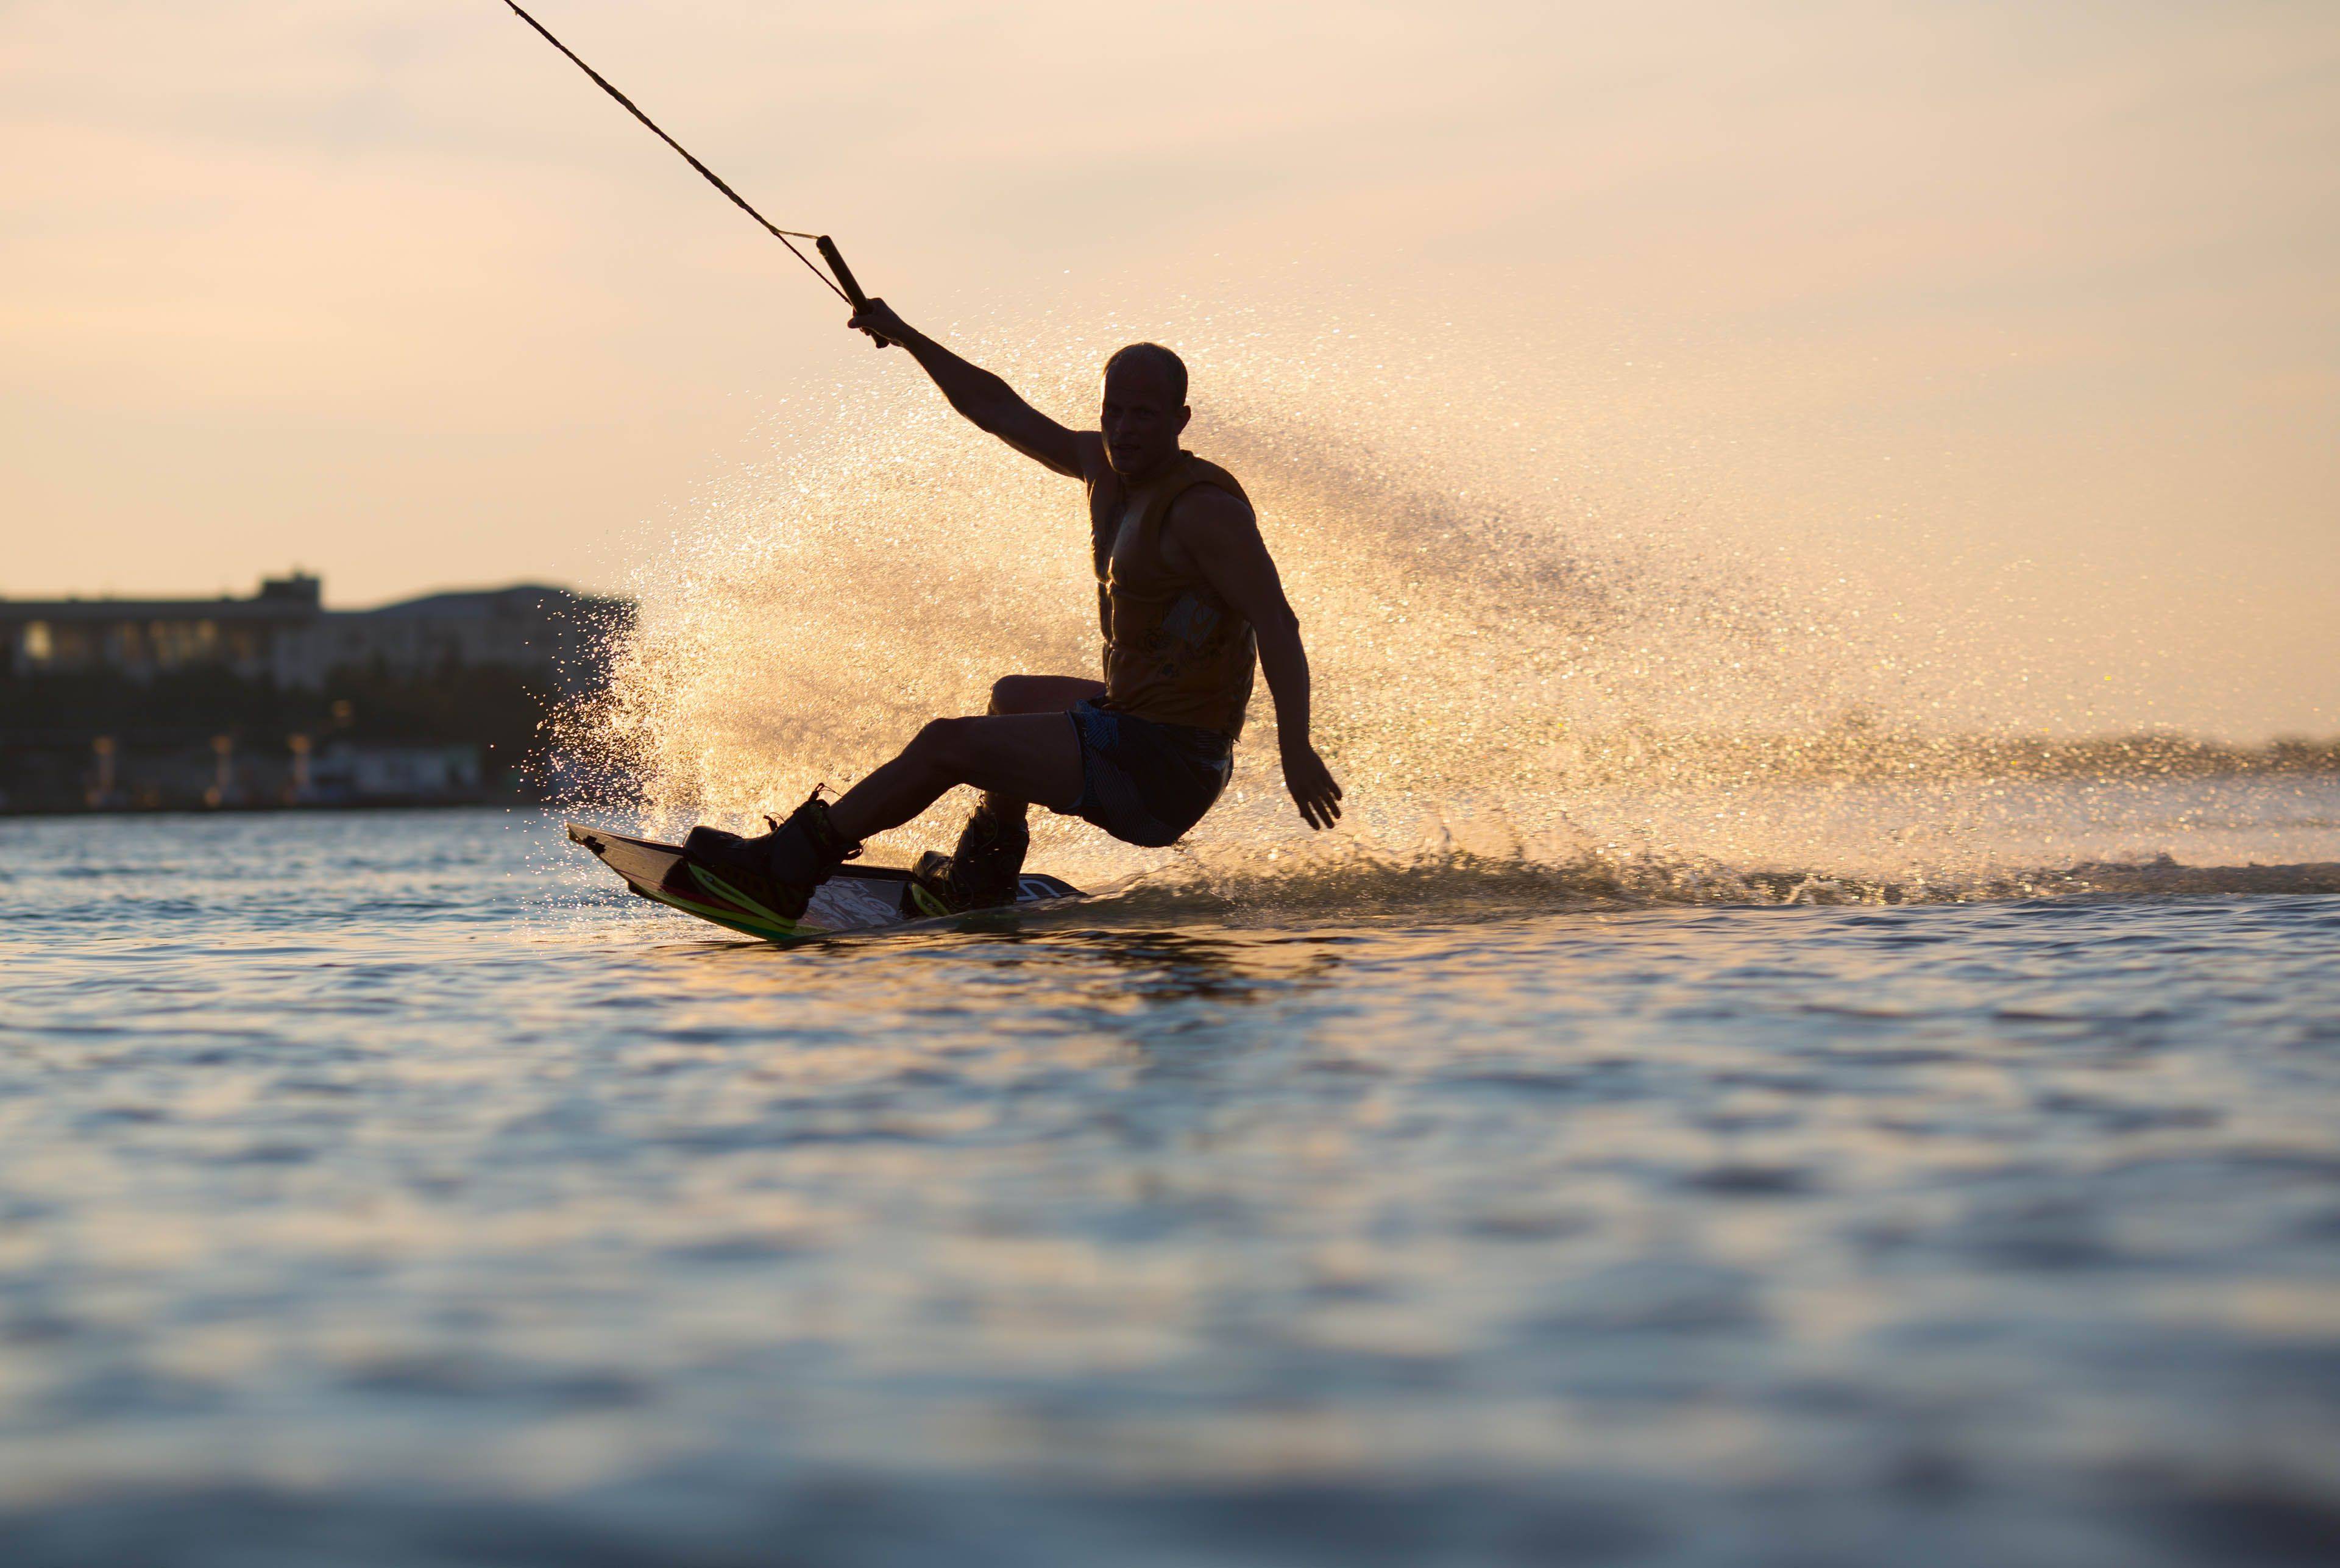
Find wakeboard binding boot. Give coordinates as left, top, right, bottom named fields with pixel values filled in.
left=681, top=789, right=860, bottom=926
left=910, top=801, right=1030, bottom=915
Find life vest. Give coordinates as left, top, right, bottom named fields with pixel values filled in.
left=1086, top=452, right=1258, bottom=740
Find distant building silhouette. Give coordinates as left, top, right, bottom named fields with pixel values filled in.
left=0, top=574, right=634, bottom=811
left=0, top=574, right=626, bottom=694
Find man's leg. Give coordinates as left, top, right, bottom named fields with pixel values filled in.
left=973, top=675, right=1105, bottom=831
left=833, top=675, right=1104, bottom=910
left=826, top=701, right=1091, bottom=844
left=683, top=676, right=1101, bottom=922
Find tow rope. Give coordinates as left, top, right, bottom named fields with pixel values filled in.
left=500, top=1, right=881, bottom=338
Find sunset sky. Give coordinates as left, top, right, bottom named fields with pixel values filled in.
left=4, top=1, right=2334, bottom=735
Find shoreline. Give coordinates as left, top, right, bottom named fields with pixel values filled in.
left=0, top=796, right=530, bottom=821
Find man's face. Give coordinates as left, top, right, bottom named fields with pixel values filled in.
left=1101, top=363, right=1190, bottom=478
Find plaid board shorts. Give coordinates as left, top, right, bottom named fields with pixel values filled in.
left=1057, top=700, right=1233, bottom=848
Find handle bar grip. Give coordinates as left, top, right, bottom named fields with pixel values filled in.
left=817, top=236, right=888, bottom=349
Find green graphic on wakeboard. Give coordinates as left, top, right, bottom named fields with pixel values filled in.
left=567, top=823, right=1082, bottom=942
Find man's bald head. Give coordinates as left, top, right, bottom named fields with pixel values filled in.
left=1104, top=342, right=1187, bottom=406
left=1100, top=342, right=1192, bottom=480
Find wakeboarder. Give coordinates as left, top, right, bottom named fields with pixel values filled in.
left=681, top=301, right=1343, bottom=919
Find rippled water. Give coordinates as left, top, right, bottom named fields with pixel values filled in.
left=4, top=803, right=2339, bottom=1566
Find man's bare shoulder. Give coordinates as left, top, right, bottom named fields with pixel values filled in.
left=1160, top=483, right=1263, bottom=577
left=1166, top=482, right=1258, bottom=536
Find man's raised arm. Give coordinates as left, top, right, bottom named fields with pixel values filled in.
left=846, top=300, right=1090, bottom=478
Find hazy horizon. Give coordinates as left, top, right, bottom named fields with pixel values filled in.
left=5, top=1, right=2335, bottom=737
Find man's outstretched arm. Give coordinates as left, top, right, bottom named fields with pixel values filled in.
left=846, top=299, right=1091, bottom=479
left=1171, top=489, right=1344, bottom=831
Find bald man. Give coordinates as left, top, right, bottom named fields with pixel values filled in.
left=682, top=301, right=1342, bottom=924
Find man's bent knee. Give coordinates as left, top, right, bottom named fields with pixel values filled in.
left=989, top=675, right=1041, bottom=715
left=988, top=674, right=1100, bottom=716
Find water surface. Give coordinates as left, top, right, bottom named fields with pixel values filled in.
left=2, top=804, right=2338, bottom=1566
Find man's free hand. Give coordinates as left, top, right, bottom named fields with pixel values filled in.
left=848, top=298, right=909, bottom=348
left=1282, top=738, right=1344, bottom=830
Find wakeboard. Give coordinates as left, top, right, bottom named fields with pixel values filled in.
left=566, top=821, right=1082, bottom=943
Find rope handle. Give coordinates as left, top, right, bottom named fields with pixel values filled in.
left=816, top=237, right=888, bottom=349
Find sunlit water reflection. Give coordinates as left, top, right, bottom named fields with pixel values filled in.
left=2, top=805, right=2337, bottom=1566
